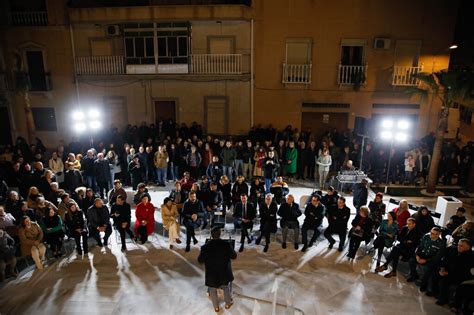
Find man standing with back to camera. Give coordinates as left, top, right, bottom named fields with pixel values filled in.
left=198, top=227, right=237, bottom=313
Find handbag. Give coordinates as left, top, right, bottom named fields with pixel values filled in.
left=351, top=227, right=364, bottom=238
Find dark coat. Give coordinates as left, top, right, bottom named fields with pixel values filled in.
left=259, top=201, right=278, bottom=233
left=231, top=182, right=249, bottom=204
left=263, top=157, right=279, bottom=179
left=352, top=183, right=368, bottom=209
left=303, top=203, right=326, bottom=228
left=411, top=211, right=435, bottom=235
left=233, top=201, right=256, bottom=221
left=111, top=203, right=132, bottom=225
left=87, top=205, right=110, bottom=230
left=198, top=238, right=237, bottom=288
left=327, top=205, right=351, bottom=231
left=349, top=215, right=373, bottom=240
left=94, top=159, right=111, bottom=183
left=440, top=246, right=474, bottom=284
left=396, top=226, right=422, bottom=259
left=278, top=202, right=302, bottom=225
left=65, top=209, right=87, bottom=235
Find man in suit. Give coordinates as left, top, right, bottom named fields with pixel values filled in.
left=301, top=195, right=326, bottom=252
left=256, top=193, right=278, bottom=252
left=278, top=194, right=302, bottom=250
left=198, top=227, right=237, bottom=313
left=182, top=192, right=205, bottom=252
left=324, top=196, right=350, bottom=252
left=233, top=194, right=256, bottom=252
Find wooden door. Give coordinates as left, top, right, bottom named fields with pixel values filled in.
left=301, top=112, right=349, bottom=140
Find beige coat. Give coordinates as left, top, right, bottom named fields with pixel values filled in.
left=161, top=204, right=180, bottom=231
left=18, top=222, right=44, bottom=256
left=154, top=151, right=169, bottom=168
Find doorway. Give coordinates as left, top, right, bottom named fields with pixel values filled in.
left=0, top=107, right=12, bottom=145
left=25, top=50, right=47, bottom=91
left=205, top=97, right=228, bottom=135
left=154, top=100, right=176, bottom=123
left=301, top=112, right=349, bottom=140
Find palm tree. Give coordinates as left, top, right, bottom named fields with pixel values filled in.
left=13, top=52, right=36, bottom=144
left=406, top=69, right=474, bottom=194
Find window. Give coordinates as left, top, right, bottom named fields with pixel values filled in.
left=157, top=24, right=189, bottom=64
left=285, top=39, right=312, bottom=64
left=341, top=46, right=363, bottom=66
left=25, top=50, right=50, bottom=91
left=124, top=28, right=155, bottom=65
left=32, top=107, right=57, bottom=131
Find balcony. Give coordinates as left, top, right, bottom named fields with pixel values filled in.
left=75, top=56, right=126, bottom=75
left=68, top=0, right=251, bottom=7
left=282, top=64, right=312, bottom=84
left=392, top=65, right=424, bottom=86
left=191, top=54, right=242, bottom=75
left=338, top=64, right=368, bottom=85
left=10, top=11, right=48, bottom=26
left=75, top=54, right=245, bottom=76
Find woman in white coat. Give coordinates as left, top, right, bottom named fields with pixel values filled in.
left=316, top=149, right=332, bottom=189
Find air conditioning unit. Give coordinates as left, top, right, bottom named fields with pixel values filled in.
left=374, top=38, right=391, bottom=50
left=105, top=25, right=121, bottom=37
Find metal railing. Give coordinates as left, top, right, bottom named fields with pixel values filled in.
left=282, top=63, right=312, bottom=84
left=75, top=56, right=126, bottom=75
left=338, top=64, right=368, bottom=85
left=191, top=54, right=242, bottom=74
left=392, top=65, right=424, bottom=86
left=11, top=11, right=48, bottom=26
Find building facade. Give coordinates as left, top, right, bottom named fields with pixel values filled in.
left=0, top=0, right=462, bottom=147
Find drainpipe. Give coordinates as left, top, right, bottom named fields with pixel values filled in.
left=69, top=24, right=80, bottom=107
left=250, top=18, right=254, bottom=128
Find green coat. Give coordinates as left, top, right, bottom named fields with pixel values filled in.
left=285, top=148, right=298, bottom=174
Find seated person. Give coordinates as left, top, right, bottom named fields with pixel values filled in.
left=108, top=180, right=127, bottom=206
left=65, top=203, right=88, bottom=255
left=161, top=197, right=181, bottom=249
left=233, top=194, right=256, bottom=252
left=231, top=176, right=249, bottom=206
left=368, top=192, right=386, bottom=232
left=0, top=206, right=17, bottom=236
left=411, top=206, right=434, bottom=235
left=169, top=182, right=187, bottom=212
left=87, top=198, right=112, bottom=248
left=278, top=194, right=301, bottom=250
left=182, top=192, right=205, bottom=252
left=270, top=176, right=289, bottom=205
left=18, top=216, right=46, bottom=270
left=373, top=211, right=399, bottom=267
left=376, top=218, right=422, bottom=278
left=347, top=206, right=373, bottom=259
left=134, top=195, right=155, bottom=244
left=256, top=194, right=278, bottom=252
left=111, top=195, right=135, bottom=251
left=249, top=177, right=265, bottom=208
left=179, top=171, right=194, bottom=194
left=41, top=208, right=64, bottom=258
left=451, top=221, right=474, bottom=246
left=446, top=207, right=467, bottom=235
left=324, top=196, right=351, bottom=252
left=206, top=156, right=223, bottom=184
left=408, top=227, right=445, bottom=294
left=205, top=182, right=224, bottom=229
left=436, top=238, right=474, bottom=306
left=133, top=183, right=151, bottom=206
left=301, top=195, right=326, bottom=252
left=0, top=229, right=17, bottom=281
left=321, top=186, right=338, bottom=211
left=4, top=191, right=23, bottom=217
left=218, top=175, right=232, bottom=211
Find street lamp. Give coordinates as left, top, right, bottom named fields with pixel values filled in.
left=380, top=118, right=410, bottom=193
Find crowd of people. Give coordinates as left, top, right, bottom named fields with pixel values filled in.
left=0, top=122, right=473, bottom=313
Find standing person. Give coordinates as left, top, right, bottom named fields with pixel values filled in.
left=128, top=154, right=143, bottom=191
left=316, top=149, right=332, bottom=189
left=161, top=197, right=181, bottom=249
left=206, top=156, right=223, bottom=184
left=198, top=227, right=236, bottom=313
left=81, top=150, right=97, bottom=192
left=233, top=194, right=256, bottom=252
left=87, top=198, right=112, bottom=248
left=220, top=141, right=236, bottom=182
left=48, top=152, right=64, bottom=184
left=107, top=150, right=122, bottom=189
left=94, top=153, right=111, bottom=199
left=111, top=195, right=135, bottom=252
left=278, top=194, right=301, bottom=249
left=301, top=195, right=326, bottom=252
left=263, top=150, right=279, bottom=193
left=252, top=146, right=266, bottom=178
left=306, top=141, right=318, bottom=180
left=404, top=154, right=415, bottom=185
left=134, top=195, right=155, bottom=244
left=154, top=145, right=169, bottom=187
left=324, top=196, right=351, bottom=252
left=352, top=179, right=368, bottom=214
left=18, top=216, right=46, bottom=270
left=242, top=140, right=254, bottom=180
left=285, top=141, right=298, bottom=183
left=234, top=141, right=244, bottom=176
left=65, top=203, right=88, bottom=255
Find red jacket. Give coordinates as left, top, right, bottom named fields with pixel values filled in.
left=394, top=207, right=410, bottom=230
left=135, top=201, right=155, bottom=235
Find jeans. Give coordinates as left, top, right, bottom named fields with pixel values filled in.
left=234, top=160, right=243, bottom=177
left=223, top=166, right=234, bottom=182
left=209, top=283, right=232, bottom=309
left=86, top=175, right=98, bottom=192
left=169, top=163, right=178, bottom=181
left=264, top=178, right=272, bottom=193
left=155, top=167, right=167, bottom=184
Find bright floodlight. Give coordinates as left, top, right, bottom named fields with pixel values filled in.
left=74, top=122, right=87, bottom=133
left=395, top=132, right=409, bottom=142
left=72, top=111, right=85, bottom=121
left=381, top=119, right=394, bottom=129
left=90, top=120, right=102, bottom=130
left=397, top=120, right=410, bottom=130
left=88, top=109, right=100, bottom=118
left=449, top=45, right=458, bottom=50
left=381, top=131, right=393, bottom=140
